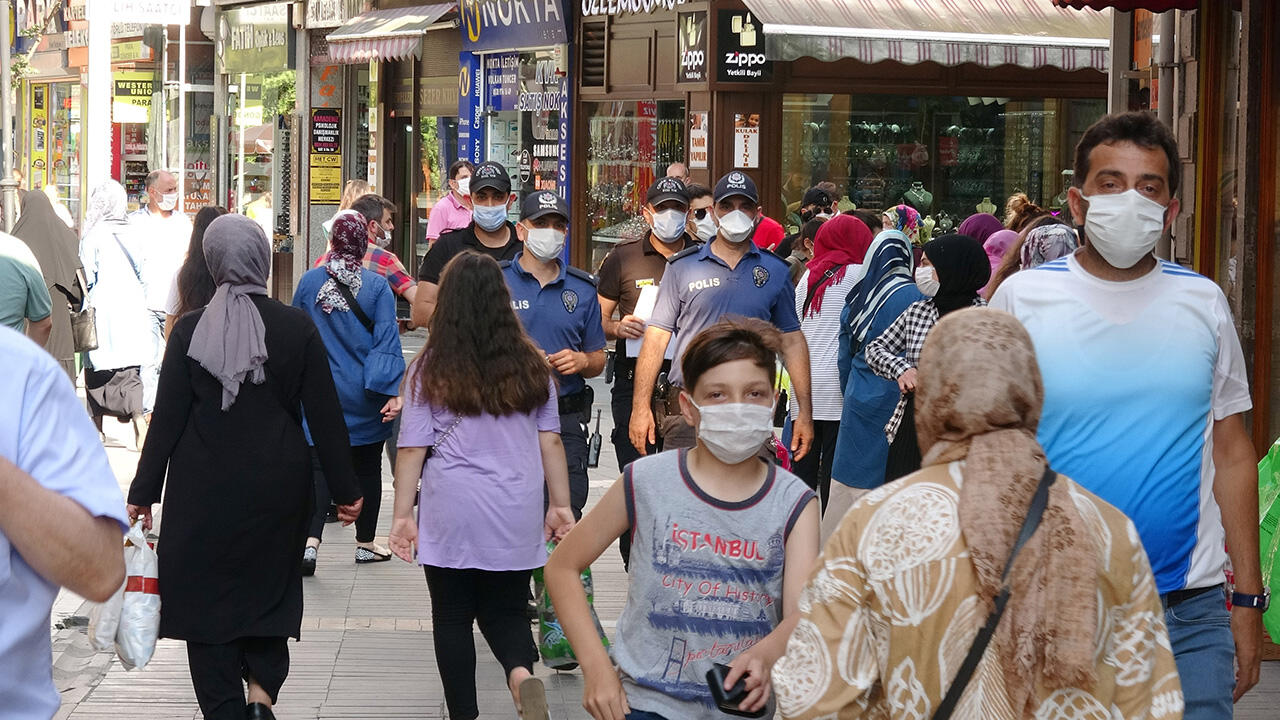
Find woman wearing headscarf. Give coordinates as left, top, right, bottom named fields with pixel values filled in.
left=825, top=229, right=924, bottom=539
left=293, top=213, right=405, bottom=572
left=164, top=206, right=229, bottom=339
left=1019, top=222, right=1079, bottom=270
left=78, top=180, right=150, bottom=446
left=881, top=204, right=921, bottom=246
left=982, top=229, right=1018, bottom=276
left=791, top=215, right=874, bottom=511
left=775, top=308, right=1182, bottom=719
left=13, top=186, right=83, bottom=379
left=126, top=214, right=364, bottom=720
left=865, top=233, right=990, bottom=482
left=984, top=216, right=1072, bottom=300
left=957, top=212, right=1004, bottom=248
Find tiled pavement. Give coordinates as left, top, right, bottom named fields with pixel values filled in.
left=52, top=334, right=1280, bottom=718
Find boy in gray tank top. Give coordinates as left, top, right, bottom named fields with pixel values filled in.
left=547, top=318, right=821, bottom=720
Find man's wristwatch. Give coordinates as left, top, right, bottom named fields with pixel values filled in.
left=1229, top=586, right=1271, bottom=611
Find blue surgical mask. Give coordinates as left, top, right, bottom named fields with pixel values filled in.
left=473, top=201, right=509, bottom=231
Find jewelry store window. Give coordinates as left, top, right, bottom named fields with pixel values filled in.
left=583, top=99, right=686, bottom=272
left=780, top=93, right=1106, bottom=238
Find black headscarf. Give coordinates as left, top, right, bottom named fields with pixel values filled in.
left=923, top=233, right=990, bottom=317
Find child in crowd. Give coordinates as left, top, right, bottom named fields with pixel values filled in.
left=546, top=318, right=820, bottom=720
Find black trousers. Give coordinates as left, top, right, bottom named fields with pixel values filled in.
left=884, top=394, right=922, bottom=484
left=789, top=419, right=839, bottom=512
left=424, top=565, right=538, bottom=720
left=560, top=412, right=590, bottom=520
left=309, top=441, right=385, bottom=543
left=186, top=637, right=289, bottom=720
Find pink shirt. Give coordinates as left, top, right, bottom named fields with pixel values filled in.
left=425, top=193, right=472, bottom=241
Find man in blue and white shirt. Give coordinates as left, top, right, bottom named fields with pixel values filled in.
left=992, top=112, right=1264, bottom=717
left=629, top=171, right=813, bottom=458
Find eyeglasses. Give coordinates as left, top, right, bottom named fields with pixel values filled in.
left=692, top=208, right=710, bottom=220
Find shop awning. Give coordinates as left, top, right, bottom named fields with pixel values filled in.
left=326, top=4, right=454, bottom=64
left=1053, top=1, right=1197, bottom=9
left=744, top=0, right=1111, bottom=72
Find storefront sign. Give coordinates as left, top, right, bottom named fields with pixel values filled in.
left=235, top=83, right=263, bottom=127
left=419, top=76, right=457, bottom=116
left=110, top=0, right=189, bottom=25
left=581, top=0, right=688, bottom=15
left=29, top=85, right=47, bottom=189
left=219, top=5, right=290, bottom=74
left=305, top=0, right=364, bottom=29
left=311, top=109, right=341, bottom=154
left=689, top=111, right=708, bottom=169
left=112, top=71, right=154, bottom=124
left=554, top=51, right=573, bottom=216
left=110, top=41, right=152, bottom=62
left=516, top=55, right=564, bottom=112
left=457, top=52, right=486, bottom=165
left=677, top=11, right=707, bottom=83
left=733, top=113, right=759, bottom=169
left=460, top=0, right=568, bottom=52
left=486, top=52, right=520, bottom=112
left=309, top=165, right=342, bottom=203
left=716, top=10, right=771, bottom=83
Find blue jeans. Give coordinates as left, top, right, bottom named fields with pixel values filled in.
left=626, top=711, right=669, bottom=720
left=1164, top=585, right=1233, bottom=719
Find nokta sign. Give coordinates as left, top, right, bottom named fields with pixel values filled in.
left=716, top=9, right=771, bottom=83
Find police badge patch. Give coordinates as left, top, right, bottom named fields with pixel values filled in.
left=752, top=266, right=769, bottom=287
left=562, top=290, right=579, bottom=313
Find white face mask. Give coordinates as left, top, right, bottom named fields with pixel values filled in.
left=915, top=265, right=940, bottom=297
left=158, top=192, right=178, bottom=212
left=717, top=210, right=756, bottom=244
left=687, top=396, right=775, bottom=465
left=693, top=213, right=718, bottom=242
left=374, top=226, right=392, bottom=249
left=456, top=177, right=470, bottom=197
left=1081, top=189, right=1167, bottom=269
left=524, top=227, right=565, bottom=261
left=651, top=208, right=688, bottom=242
left=473, top=201, right=509, bottom=231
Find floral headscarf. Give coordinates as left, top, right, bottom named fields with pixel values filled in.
left=1020, top=224, right=1079, bottom=269
left=882, top=204, right=922, bottom=246
left=316, top=211, right=367, bottom=313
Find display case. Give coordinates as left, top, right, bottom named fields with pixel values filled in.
left=583, top=100, right=685, bottom=272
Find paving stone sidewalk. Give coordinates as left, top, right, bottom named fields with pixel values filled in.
left=52, top=342, right=1280, bottom=718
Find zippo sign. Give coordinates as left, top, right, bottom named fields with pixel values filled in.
left=716, top=10, right=771, bottom=82
left=677, top=11, right=707, bottom=83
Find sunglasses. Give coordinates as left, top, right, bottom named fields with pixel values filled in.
left=692, top=208, right=711, bottom=220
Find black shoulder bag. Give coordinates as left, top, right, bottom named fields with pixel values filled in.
left=335, top=282, right=375, bottom=334
left=931, top=466, right=1057, bottom=720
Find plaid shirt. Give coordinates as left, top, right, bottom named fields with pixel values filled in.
left=865, top=297, right=986, bottom=441
left=314, top=243, right=414, bottom=297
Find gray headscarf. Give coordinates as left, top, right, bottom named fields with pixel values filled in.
left=188, top=214, right=270, bottom=410
left=82, top=180, right=128, bottom=239
left=1020, top=224, right=1079, bottom=270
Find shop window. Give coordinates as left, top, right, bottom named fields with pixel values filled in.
left=584, top=99, right=686, bottom=272
left=227, top=70, right=297, bottom=245
left=484, top=49, right=568, bottom=208
left=779, top=93, right=1105, bottom=236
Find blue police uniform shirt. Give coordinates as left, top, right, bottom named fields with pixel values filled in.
left=649, top=241, right=800, bottom=387
left=503, top=254, right=607, bottom=398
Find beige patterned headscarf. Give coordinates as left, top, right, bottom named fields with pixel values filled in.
left=915, top=308, right=1099, bottom=717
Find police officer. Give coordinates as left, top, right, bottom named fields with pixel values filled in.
left=628, top=171, right=814, bottom=460
left=597, top=177, right=698, bottom=470
left=502, top=191, right=607, bottom=519
left=412, top=161, right=521, bottom=327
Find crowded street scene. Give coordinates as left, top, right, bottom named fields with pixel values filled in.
left=5, top=1, right=1280, bottom=719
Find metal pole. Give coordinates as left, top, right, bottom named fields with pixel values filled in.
left=238, top=73, right=246, bottom=214
left=0, top=0, right=17, bottom=232
left=178, top=24, right=187, bottom=215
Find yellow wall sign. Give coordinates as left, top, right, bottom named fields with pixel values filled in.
left=112, top=71, right=154, bottom=124
left=309, top=165, right=341, bottom=203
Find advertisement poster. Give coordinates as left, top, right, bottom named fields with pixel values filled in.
left=29, top=85, right=47, bottom=189
left=677, top=11, right=707, bottom=83
left=716, top=9, right=772, bottom=82
left=112, top=71, right=153, bottom=124
left=485, top=52, right=520, bottom=112
left=310, top=108, right=341, bottom=154
left=457, top=52, right=486, bottom=165
left=689, top=111, right=708, bottom=169
left=310, top=109, right=343, bottom=204
left=733, top=113, right=759, bottom=169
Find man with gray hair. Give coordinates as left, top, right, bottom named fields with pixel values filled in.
left=129, top=169, right=191, bottom=418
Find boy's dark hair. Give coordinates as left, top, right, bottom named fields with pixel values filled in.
left=1074, top=112, right=1180, bottom=193
left=681, top=318, right=783, bottom=392
left=449, top=159, right=475, bottom=180
left=350, top=194, right=386, bottom=225
left=850, top=209, right=883, bottom=234
left=379, top=196, right=398, bottom=215
left=799, top=218, right=826, bottom=244
left=685, top=182, right=713, bottom=201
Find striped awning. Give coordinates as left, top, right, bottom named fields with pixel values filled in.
left=744, top=0, right=1111, bottom=72
left=1054, top=1, right=1196, bottom=9
left=326, top=4, right=454, bottom=64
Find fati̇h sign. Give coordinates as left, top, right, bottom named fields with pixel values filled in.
left=460, top=0, right=568, bottom=52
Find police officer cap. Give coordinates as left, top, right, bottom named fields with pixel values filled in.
left=714, top=171, right=759, bottom=204
left=802, top=187, right=833, bottom=207
left=646, top=177, right=690, bottom=207
left=520, top=190, right=569, bottom=222
left=469, top=161, right=512, bottom=195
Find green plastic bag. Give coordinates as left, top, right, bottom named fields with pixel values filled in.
left=1258, top=440, right=1280, bottom=641
left=532, top=542, right=609, bottom=670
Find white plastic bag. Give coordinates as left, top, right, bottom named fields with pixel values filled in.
left=115, top=521, right=160, bottom=670
left=87, top=582, right=124, bottom=652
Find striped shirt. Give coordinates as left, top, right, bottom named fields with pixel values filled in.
left=791, top=267, right=860, bottom=421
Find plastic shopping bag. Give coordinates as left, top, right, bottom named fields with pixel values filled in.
left=115, top=521, right=160, bottom=670
left=1259, top=440, right=1280, bottom=641
left=532, top=542, right=609, bottom=670
left=87, top=582, right=124, bottom=652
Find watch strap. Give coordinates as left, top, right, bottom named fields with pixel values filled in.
left=1230, top=589, right=1271, bottom=611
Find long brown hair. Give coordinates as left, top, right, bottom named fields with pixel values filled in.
left=984, top=215, right=1068, bottom=300
left=1003, top=192, right=1049, bottom=233
left=411, top=252, right=550, bottom=415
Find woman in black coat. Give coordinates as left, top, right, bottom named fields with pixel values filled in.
left=127, top=214, right=363, bottom=720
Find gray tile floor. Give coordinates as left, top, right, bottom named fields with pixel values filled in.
left=53, top=353, right=1280, bottom=718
